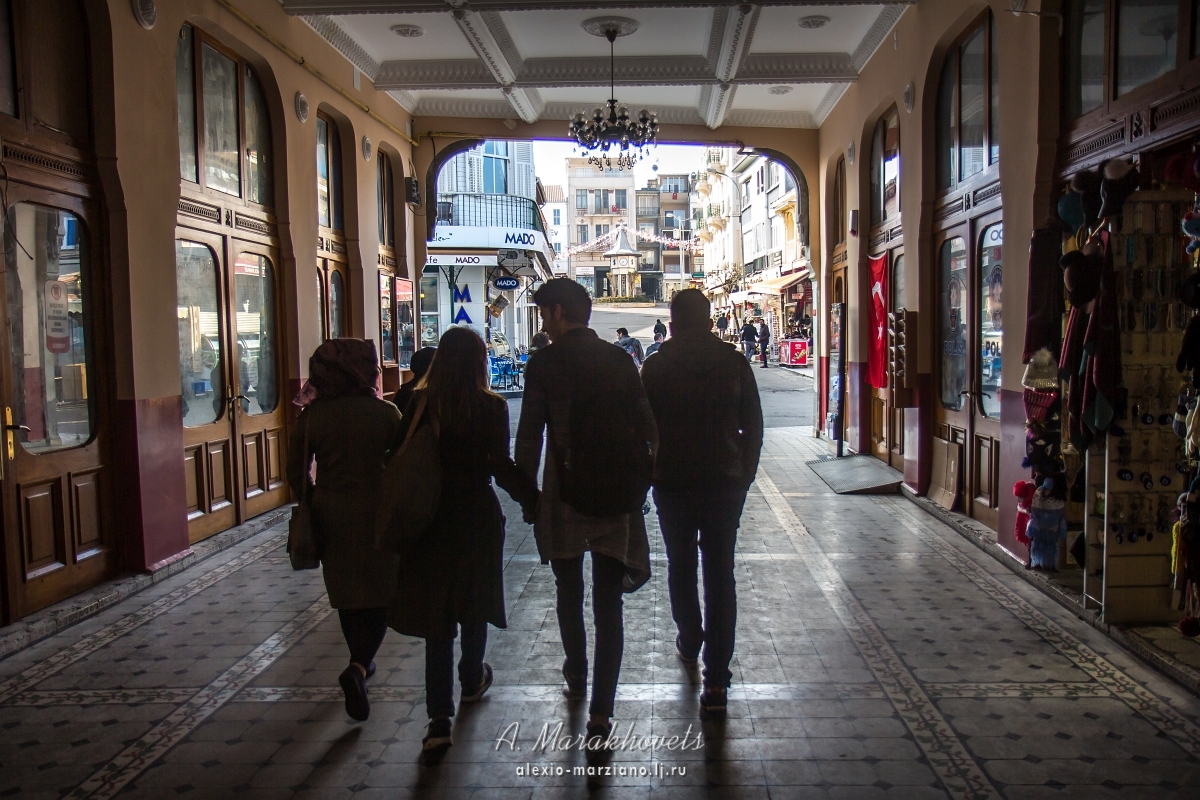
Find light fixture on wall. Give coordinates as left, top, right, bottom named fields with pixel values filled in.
left=847, top=141, right=856, bottom=166
left=569, top=17, right=658, bottom=171
left=903, top=82, right=915, bottom=113
left=294, top=92, right=309, bottom=123
left=131, top=0, right=156, bottom=30
left=362, top=136, right=372, bottom=161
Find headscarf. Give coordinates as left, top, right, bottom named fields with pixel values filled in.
left=409, top=346, right=437, bottom=381
left=294, top=339, right=380, bottom=406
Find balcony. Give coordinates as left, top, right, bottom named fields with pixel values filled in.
left=436, top=193, right=546, bottom=235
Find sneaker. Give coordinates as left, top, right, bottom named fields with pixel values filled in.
left=460, top=662, right=493, bottom=703
left=562, top=661, right=587, bottom=698
left=699, top=686, right=727, bottom=721
left=675, top=633, right=699, bottom=666
left=338, top=665, right=370, bottom=721
left=421, top=717, right=453, bottom=766
left=584, top=719, right=613, bottom=766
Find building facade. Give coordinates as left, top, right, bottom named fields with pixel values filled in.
left=564, top=158, right=636, bottom=297
left=543, top=184, right=568, bottom=277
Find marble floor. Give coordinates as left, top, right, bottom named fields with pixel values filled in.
left=2, top=427, right=1199, bottom=799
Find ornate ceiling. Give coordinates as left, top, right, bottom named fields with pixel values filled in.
left=282, top=1, right=914, bottom=129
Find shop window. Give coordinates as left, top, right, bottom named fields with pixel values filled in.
left=832, top=157, right=847, bottom=247
left=5, top=204, right=92, bottom=451
left=316, top=114, right=344, bottom=231
left=869, top=109, right=900, bottom=227
left=0, top=1, right=16, bottom=118
left=397, top=278, right=414, bottom=368
left=939, top=237, right=968, bottom=410
left=379, top=272, right=395, bottom=364
left=420, top=274, right=439, bottom=346
left=176, top=24, right=274, bottom=207
left=892, top=254, right=906, bottom=310
left=1116, top=0, right=1177, bottom=96
left=234, top=254, right=277, bottom=415
left=176, top=240, right=224, bottom=428
left=1065, top=0, right=1107, bottom=120
left=315, top=272, right=326, bottom=343
left=935, top=13, right=999, bottom=192
left=483, top=140, right=508, bottom=194
left=328, top=270, right=346, bottom=339
left=978, top=224, right=1002, bottom=418
left=377, top=151, right=395, bottom=248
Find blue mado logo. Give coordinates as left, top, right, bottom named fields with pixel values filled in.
left=493, top=276, right=520, bottom=291
left=504, top=232, right=536, bottom=245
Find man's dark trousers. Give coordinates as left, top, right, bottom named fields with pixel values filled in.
left=654, top=487, right=748, bottom=688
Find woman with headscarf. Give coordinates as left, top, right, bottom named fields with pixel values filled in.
left=287, top=339, right=403, bottom=723
left=386, top=326, right=537, bottom=765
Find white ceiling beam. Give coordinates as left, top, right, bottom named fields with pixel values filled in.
left=701, top=3, right=758, bottom=129
left=449, top=7, right=544, bottom=123
left=283, top=1, right=915, bottom=13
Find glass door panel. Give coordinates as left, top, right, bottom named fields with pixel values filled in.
left=176, top=241, right=225, bottom=428
left=979, top=224, right=1003, bottom=418
left=939, top=237, right=969, bottom=410
left=329, top=269, right=346, bottom=339
left=233, top=253, right=278, bottom=416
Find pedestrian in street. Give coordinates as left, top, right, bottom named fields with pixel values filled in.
left=529, top=330, right=551, bottom=355
left=516, top=279, right=656, bottom=762
left=286, top=339, right=403, bottom=724
left=653, top=318, right=667, bottom=338
left=392, top=345, right=435, bottom=414
left=640, top=290, right=763, bottom=719
left=645, top=333, right=664, bottom=357
left=716, top=312, right=729, bottom=340
left=387, top=327, right=538, bottom=765
left=615, top=326, right=645, bottom=367
left=740, top=319, right=758, bottom=361
left=758, top=318, right=771, bottom=368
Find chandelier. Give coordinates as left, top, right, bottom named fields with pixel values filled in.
left=569, top=22, right=658, bottom=170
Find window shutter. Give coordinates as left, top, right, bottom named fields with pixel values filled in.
left=466, top=149, right=483, bottom=194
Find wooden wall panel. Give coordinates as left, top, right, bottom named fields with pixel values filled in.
left=183, top=445, right=202, bottom=518
left=265, top=428, right=282, bottom=490
left=21, top=480, right=63, bottom=579
left=70, top=470, right=103, bottom=560
left=243, top=434, right=262, bottom=497
left=207, top=440, right=231, bottom=510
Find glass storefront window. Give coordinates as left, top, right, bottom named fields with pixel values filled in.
left=316, top=115, right=343, bottom=231
left=234, top=254, right=277, bottom=415
left=397, top=278, right=414, bottom=368
left=936, top=55, right=955, bottom=192
left=959, top=26, right=986, bottom=183
left=329, top=270, right=346, bottom=339
left=939, top=237, right=968, bottom=411
left=316, top=272, right=326, bottom=343
left=989, top=19, right=999, bottom=165
left=6, top=205, right=91, bottom=452
left=979, top=225, right=1003, bottom=418
left=176, top=24, right=197, bottom=182
left=317, top=117, right=331, bottom=229
left=380, top=272, right=395, bottom=363
left=420, top=274, right=439, bottom=346
left=1064, top=0, right=1106, bottom=120
left=892, top=254, right=906, bottom=310
left=1116, top=0, right=1177, bottom=96
left=244, top=66, right=272, bottom=206
left=176, top=240, right=224, bottom=428
left=201, top=44, right=240, bottom=197
left=870, top=110, right=900, bottom=226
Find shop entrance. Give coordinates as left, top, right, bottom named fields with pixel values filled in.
left=869, top=249, right=905, bottom=470
left=176, top=234, right=287, bottom=543
left=935, top=214, right=1003, bottom=529
left=316, top=256, right=349, bottom=340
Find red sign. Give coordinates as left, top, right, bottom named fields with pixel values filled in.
left=781, top=339, right=808, bottom=366
left=396, top=278, right=413, bottom=303
left=867, top=253, right=888, bottom=388
left=45, top=280, right=70, bottom=354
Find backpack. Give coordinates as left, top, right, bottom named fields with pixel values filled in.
left=618, top=338, right=642, bottom=367
left=557, top=354, right=652, bottom=518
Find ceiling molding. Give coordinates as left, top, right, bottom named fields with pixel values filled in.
left=542, top=101, right=705, bottom=126
left=376, top=59, right=495, bottom=88
left=386, top=90, right=419, bottom=112
left=850, top=2, right=906, bottom=72
left=724, top=107, right=816, bottom=128
left=520, top=56, right=712, bottom=86
left=283, top=1, right=915, bottom=13
left=813, top=82, right=850, bottom=126
left=503, top=86, right=545, bottom=122
left=701, top=82, right=737, bottom=129
left=451, top=7, right=520, bottom=85
left=411, top=96, right=516, bottom=118
left=301, top=15, right=380, bottom=80
left=713, top=3, right=758, bottom=83
left=739, top=52, right=856, bottom=82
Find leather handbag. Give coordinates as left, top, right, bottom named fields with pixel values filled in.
left=375, top=394, right=441, bottom=553
left=288, top=413, right=322, bottom=570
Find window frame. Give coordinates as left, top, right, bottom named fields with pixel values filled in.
left=869, top=107, right=901, bottom=230
left=315, top=111, right=344, bottom=233
left=377, top=150, right=395, bottom=250
left=177, top=23, right=274, bottom=210
left=934, top=11, right=1000, bottom=196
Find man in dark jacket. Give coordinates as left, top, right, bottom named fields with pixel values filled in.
left=516, top=279, right=657, bottom=757
left=641, top=289, right=763, bottom=719
left=740, top=319, right=758, bottom=360
left=757, top=318, right=771, bottom=368
left=653, top=318, right=667, bottom=338
left=615, top=327, right=645, bottom=366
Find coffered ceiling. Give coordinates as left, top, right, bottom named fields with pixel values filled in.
left=284, top=1, right=914, bottom=130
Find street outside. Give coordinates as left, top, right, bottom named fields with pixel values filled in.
left=506, top=303, right=814, bottom=434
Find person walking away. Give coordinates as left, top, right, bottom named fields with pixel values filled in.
left=653, top=318, right=667, bottom=338
left=517, top=279, right=656, bottom=762
left=529, top=330, right=551, bottom=355
left=287, top=339, right=403, bottom=723
left=757, top=318, right=771, bottom=368
left=716, top=313, right=728, bottom=340
left=641, top=290, right=763, bottom=719
left=740, top=319, right=758, bottom=361
left=645, top=333, right=664, bottom=357
left=615, top=327, right=645, bottom=367
left=393, top=345, right=435, bottom=413
left=387, top=327, right=538, bottom=765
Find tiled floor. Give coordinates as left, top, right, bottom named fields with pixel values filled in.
left=2, top=427, right=1199, bottom=799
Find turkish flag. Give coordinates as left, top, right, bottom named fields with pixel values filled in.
left=867, top=253, right=888, bottom=389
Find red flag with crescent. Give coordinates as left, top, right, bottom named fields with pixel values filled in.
left=867, top=253, right=888, bottom=388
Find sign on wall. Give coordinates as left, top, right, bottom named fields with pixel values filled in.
left=45, top=280, right=70, bottom=354
left=427, top=253, right=498, bottom=266
left=492, top=276, right=521, bottom=291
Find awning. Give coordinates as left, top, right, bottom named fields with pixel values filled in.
left=746, top=271, right=808, bottom=296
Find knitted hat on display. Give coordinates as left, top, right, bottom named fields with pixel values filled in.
left=1098, top=159, right=1140, bottom=220
left=1057, top=191, right=1086, bottom=234
left=1060, top=249, right=1101, bottom=306
left=1070, top=167, right=1102, bottom=230
left=1022, top=347, right=1060, bottom=389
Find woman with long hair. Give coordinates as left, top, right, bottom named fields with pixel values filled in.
left=387, top=326, right=537, bottom=765
left=287, top=339, right=402, bottom=723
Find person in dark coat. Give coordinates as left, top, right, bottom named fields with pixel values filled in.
left=757, top=318, right=771, bottom=368
left=387, top=326, right=537, bottom=766
left=392, top=345, right=435, bottom=414
left=653, top=318, right=667, bottom=338
left=287, top=339, right=403, bottom=724
left=740, top=320, right=758, bottom=360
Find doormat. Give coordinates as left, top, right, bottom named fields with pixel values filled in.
left=805, top=455, right=903, bottom=494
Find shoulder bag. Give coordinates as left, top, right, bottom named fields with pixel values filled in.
left=375, top=394, right=441, bottom=553
left=288, top=412, right=322, bottom=570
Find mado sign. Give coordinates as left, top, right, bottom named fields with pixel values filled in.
left=492, top=276, right=520, bottom=291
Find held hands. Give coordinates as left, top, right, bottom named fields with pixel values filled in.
left=522, top=490, right=541, bottom=525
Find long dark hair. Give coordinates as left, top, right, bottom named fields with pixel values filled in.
left=415, top=326, right=499, bottom=433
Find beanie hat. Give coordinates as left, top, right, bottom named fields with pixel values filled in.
left=1057, top=190, right=1086, bottom=234
left=1061, top=248, right=1101, bottom=306
left=1022, top=347, right=1060, bottom=389
left=1097, top=159, right=1140, bottom=220
left=1070, top=167, right=1102, bottom=230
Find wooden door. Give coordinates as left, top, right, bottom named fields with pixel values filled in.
left=933, top=215, right=1003, bottom=529
left=0, top=193, right=115, bottom=618
left=177, top=233, right=286, bottom=543
left=316, top=258, right=349, bottom=340
left=888, top=251, right=906, bottom=471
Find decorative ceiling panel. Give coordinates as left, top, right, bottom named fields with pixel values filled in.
left=501, top=8, right=714, bottom=59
